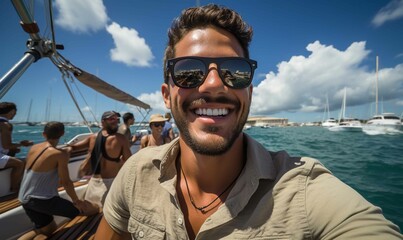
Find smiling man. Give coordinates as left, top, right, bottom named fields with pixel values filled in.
left=95, top=4, right=401, bottom=240
left=70, top=111, right=131, bottom=208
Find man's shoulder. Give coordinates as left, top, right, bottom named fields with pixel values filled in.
left=127, top=139, right=178, bottom=166
left=0, top=121, right=10, bottom=128
left=118, top=124, right=127, bottom=131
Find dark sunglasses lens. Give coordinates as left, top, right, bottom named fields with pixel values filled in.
left=153, top=123, right=165, bottom=127
left=173, top=59, right=205, bottom=88
left=220, top=59, right=252, bottom=88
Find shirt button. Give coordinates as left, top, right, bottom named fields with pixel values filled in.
left=138, top=231, right=144, bottom=238
left=178, top=218, right=183, bottom=225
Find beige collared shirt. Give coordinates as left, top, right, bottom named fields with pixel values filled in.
left=103, top=134, right=401, bottom=239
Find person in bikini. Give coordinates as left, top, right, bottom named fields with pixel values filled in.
left=139, top=114, right=171, bottom=149
left=0, top=102, right=33, bottom=193
left=70, top=111, right=132, bottom=207
left=18, top=122, right=98, bottom=240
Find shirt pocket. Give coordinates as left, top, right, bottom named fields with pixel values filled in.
left=128, top=215, right=166, bottom=239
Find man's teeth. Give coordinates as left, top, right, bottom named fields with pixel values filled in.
left=195, top=108, right=229, bottom=116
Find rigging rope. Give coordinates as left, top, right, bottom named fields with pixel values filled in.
left=47, top=0, right=57, bottom=55
left=59, top=70, right=93, bottom=133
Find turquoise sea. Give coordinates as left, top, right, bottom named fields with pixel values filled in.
left=12, top=124, right=403, bottom=230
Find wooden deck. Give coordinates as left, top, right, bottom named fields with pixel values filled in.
left=48, top=212, right=103, bottom=240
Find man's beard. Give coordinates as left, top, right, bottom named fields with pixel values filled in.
left=172, top=96, right=249, bottom=156
left=105, top=125, right=118, bottom=134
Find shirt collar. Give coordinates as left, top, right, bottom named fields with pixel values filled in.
left=155, top=134, right=277, bottom=183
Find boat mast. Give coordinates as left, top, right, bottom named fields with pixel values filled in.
left=375, top=56, right=379, bottom=115
left=26, top=99, right=33, bottom=123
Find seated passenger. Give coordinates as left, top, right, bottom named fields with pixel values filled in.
left=0, top=102, right=33, bottom=193
left=18, top=122, right=98, bottom=239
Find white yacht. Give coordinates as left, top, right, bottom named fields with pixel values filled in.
left=365, top=113, right=402, bottom=130
left=364, top=57, right=402, bottom=133
left=328, top=118, right=362, bottom=132
left=328, top=88, right=362, bottom=132
left=322, top=118, right=338, bottom=128
left=321, top=94, right=338, bottom=128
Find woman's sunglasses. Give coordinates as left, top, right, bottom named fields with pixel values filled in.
left=166, top=57, right=257, bottom=89
left=151, top=122, right=165, bottom=128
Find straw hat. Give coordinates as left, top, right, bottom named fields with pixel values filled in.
left=149, top=114, right=167, bottom=123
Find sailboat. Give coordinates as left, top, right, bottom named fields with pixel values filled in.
left=328, top=88, right=362, bottom=132
left=364, top=56, right=402, bottom=132
left=25, top=99, right=37, bottom=126
left=0, top=1, right=151, bottom=239
left=321, top=94, right=337, bottom=128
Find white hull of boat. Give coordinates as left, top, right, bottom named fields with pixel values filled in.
left=328, top=125, right=363, bottom=132
left=322, top=120, right=338, bottom=128
left=363, top=124, right=402, bottom=135
left=364, top=113, right=402, bottom=135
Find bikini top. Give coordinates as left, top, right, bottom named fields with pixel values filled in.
left=91, top=131, right=123, bottom=174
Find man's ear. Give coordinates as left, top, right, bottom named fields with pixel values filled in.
left=248, top=85, right=253, bottom=102
left=161, top=83, right=171, bottom=109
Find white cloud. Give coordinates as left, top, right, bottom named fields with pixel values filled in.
left=250, top=41, right=403, bottom=116
left=136, top=91, right=167, bottom=114
left=54, top=0, right=108, bottom=33
left=106, top=22, right=154, bottom=67
left=396, top=100, right=403, bottom=106
left=81, top=106, right=92, bottom=112
left=372, top=0, right=403, bottom=27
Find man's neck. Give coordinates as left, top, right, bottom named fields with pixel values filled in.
left=178, top=135, right=245, bottom=192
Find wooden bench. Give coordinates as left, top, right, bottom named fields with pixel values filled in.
left=0, top=191, right=19, bottom=214
left=48, top=212, right=103, bottom=240
left=0, top=180, right=88, bottom=214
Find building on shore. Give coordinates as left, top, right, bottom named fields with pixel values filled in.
left=246, top=116, right=288, bottom=127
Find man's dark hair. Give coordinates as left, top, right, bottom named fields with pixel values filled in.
left=0, top=102, right=17, bottom=114
left=122, top=112, right=134, bottom=124
left=163, top=4, right=253, bottom=83
left=44, top=121, right=65, bottom=139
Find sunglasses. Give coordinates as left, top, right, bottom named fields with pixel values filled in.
left=151, top=122, right=165, bottom=127
left=104, top=117, right=118, bottom=122
left=167, top=57, right=257, bottom=89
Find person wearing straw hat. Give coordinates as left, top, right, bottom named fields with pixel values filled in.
left=140, top=114, right=171, bottom=149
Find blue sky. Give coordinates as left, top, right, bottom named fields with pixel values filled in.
left=1, top=0, right=403, bottom=123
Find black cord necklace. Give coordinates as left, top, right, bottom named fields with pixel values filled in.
left=181, top=158, right=245, bottom=213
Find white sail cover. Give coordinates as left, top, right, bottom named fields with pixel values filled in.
left=74, top=69, right=151, bottom=110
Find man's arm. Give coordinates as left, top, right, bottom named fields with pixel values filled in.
left=119, top=134, right=132, bottom=161
left=168, top=128, right=175, bottom=140
left=306, top=162, right=402, bottom=239
left=0, top=123, right=15, bottom=149
left=57, top=151, right=80, bottom=204
left=94, top=217, right=131, bottom=240
left=69, top=134, right=92, bottom=151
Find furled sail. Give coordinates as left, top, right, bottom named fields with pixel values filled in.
left=74, top=69, right=151, bottom=110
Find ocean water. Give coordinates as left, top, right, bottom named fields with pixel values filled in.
left=12, top=124, right=403, bottom=230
